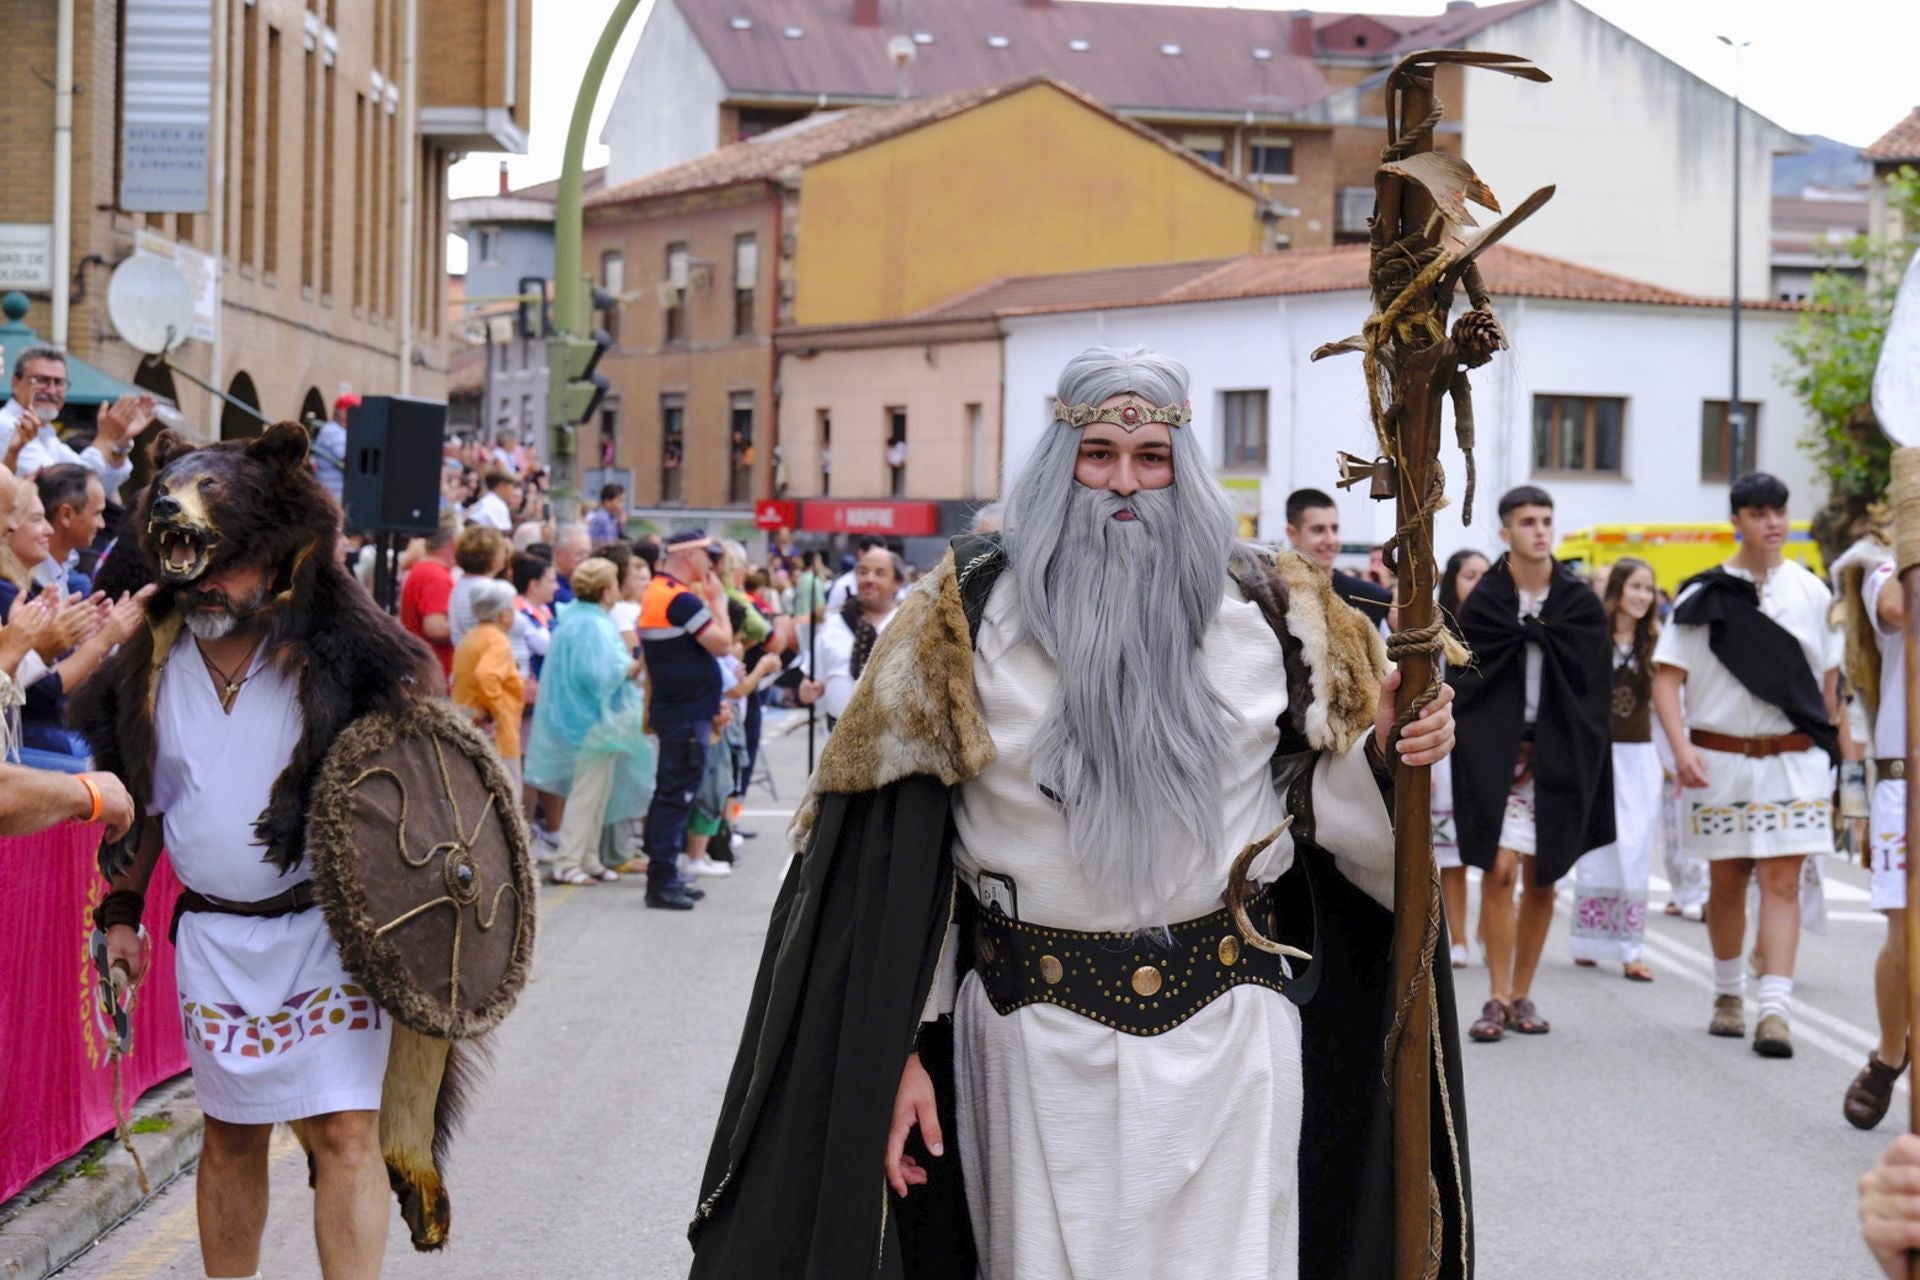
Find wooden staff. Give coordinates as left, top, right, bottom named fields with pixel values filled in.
left=1316, top=49, right=1551, bottom=1277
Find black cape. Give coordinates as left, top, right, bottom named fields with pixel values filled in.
left=1449, top=555, right=1615, bottom=885
left=689, top=540, right=1473, bottom=1280
left=1671, top=568, right=1840, bottom=765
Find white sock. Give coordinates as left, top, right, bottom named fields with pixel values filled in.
left=1713, top=957, right=1746, bottom=999
left=1756, top=974, right=1793, bottom=1020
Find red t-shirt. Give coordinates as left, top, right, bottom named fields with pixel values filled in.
left=400, top=558, right=456, bottom=679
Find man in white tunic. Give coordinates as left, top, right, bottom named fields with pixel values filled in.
left=80, top=423, right=442, bottom=1279
left=1842, top=548, right=1912, bottom=1127
left=100, top=556, right=394, bottom=1279
left=1653, top=472, right=1840, bottom=1058
left=690, top=348, right=1467, bottom=1280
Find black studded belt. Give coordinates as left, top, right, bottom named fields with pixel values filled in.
left=968, top=882, right=1293, bottom=1036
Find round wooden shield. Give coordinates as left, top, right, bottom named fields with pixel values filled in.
left=306, top=699, right=537, bottom=1040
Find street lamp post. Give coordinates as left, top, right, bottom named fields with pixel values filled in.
left=1718, top=35, right=1752, bottom=475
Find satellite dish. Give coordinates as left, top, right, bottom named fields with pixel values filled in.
left=1875, top=247, right=1920, bottom=448
left=887, top=34, right=916, bottom=67
left=106, top=255, right=195, bottom=356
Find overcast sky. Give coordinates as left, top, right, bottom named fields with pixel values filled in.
left=446, top=0, right=1920, bottom=206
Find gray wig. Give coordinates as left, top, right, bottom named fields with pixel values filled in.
left=1000, top=346, right=1240, bottom=926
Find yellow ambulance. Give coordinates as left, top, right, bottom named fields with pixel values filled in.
left=1556, top=522, right=1825, bottom=595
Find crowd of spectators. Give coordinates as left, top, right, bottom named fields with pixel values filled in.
left=0, top=342, right=912, bottom=901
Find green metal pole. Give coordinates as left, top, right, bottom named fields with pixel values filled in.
left=548, top=0, right=643, bottom=511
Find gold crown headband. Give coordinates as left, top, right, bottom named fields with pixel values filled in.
left=1051, top=397, right=1192, bottom=431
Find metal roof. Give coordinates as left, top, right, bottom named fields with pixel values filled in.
left=673, top=0, right=1547, bottom=118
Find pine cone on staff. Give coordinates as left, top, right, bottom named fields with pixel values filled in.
left=1451, top=308, right=1505, bottom=367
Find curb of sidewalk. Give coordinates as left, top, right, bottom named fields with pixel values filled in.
left=0, top=1077, right=203, bottom=1280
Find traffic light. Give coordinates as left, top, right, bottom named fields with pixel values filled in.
left=547, top=330, right=610, bottom=427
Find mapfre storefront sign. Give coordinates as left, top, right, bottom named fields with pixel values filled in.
left=799, top=500, right=940, bottom=536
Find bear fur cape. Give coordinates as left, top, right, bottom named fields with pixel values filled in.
left=70, top=424, right=476, bottom=1251
left=688, top=537, right=1474, bottom=1280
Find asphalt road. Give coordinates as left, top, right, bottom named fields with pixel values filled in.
left=57, top=715, right=1896, bottom=1278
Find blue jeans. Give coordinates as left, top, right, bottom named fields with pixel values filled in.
left=644, top=720, right=709, bottom=888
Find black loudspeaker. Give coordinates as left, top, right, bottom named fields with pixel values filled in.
left=343, top=396, right=445, bottom=535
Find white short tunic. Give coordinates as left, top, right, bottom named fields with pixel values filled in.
left=1653, top=560, right=1838, bottom=860
left=152, top=632, right=392, bottom=1124
left=945, top=574, right=1393, bottom=1280
left=1866, top=563, right=1908, bottom=908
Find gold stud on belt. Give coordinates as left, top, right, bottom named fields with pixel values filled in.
left=1039, top=955, right=1063, bottom=985
left=1131, top=965, right=1163, bottom=997
left=1218, top=935, right=1240, bottom=967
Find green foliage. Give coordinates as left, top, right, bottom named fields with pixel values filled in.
left=1780, top=165, right=1920, bottom=546
left=129, top=1114, right=173, bottom=1135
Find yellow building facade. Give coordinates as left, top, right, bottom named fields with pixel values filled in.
left=791, top=81, right=1270, bottom=328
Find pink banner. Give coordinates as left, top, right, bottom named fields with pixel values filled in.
left=0, top=823, right=189, bottom=1204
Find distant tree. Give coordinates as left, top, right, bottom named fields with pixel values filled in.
left=1779, top=164, right=1920, bottom=562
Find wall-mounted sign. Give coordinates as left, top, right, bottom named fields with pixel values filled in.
left=120, top=0, right=214, bottom=213
left=754, top=499, right=799, bottom=531
left=799, top=500, right=940, bottom=536
left=0, top=225, right=53, bottom=290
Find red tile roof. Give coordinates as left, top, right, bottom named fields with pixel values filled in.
left=677, top=0, right=1545, bottom=118
left=856, top=243, right=1799, bottom=326
left=1864, top=108, right=1920, bottom=163
left=586, top=76, right=1261, bottom=208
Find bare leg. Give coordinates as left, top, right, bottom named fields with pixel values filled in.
left=686, top=831, right=712, bottom=862
left=1481, top=848, right=1520, bottom=1003
left=1877, top=909, right=1910, bottom=1065
left=197, top=1117, right=272, bottom=1278
left=1509, top=854, right=1559, bottom=1001
left=306, top=1110, right=390, bottom=1280
left=1752, top=855, right=1804, bottom=978
left=1441, top=866, right=1469, bottom=957
left=1706, top=858, right=1754, bottom=961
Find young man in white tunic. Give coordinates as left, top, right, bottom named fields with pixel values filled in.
left=1843, top=551, right=1912, bottom=1126
left=1653, top=472, right=1841, bottom=1058
left=689, top=347, right=1467, bottom=1280
left=104, top=557, right=394, bottom=1280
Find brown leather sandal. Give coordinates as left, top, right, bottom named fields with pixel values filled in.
left=1469, top=999, right=1510, bottom=1042
left=1844, top=1053, right=1909, bottom=1130
left=1509, top=997, right=1550, bottom=1034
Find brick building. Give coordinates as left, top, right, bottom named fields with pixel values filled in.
left=582, top=76, right=1271, bottom=512
left=0, top=0, right=528, bottom=444
left=602, top=0, right=1798, bottom=297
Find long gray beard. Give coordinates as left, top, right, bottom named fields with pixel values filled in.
left=1014, top=484, right=1230, bottom=926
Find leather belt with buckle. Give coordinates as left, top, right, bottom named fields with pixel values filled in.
left=1689, top=729, right=1816, bottom=758
left=968, top=882, right=1291, bottom=1037
left=170, top=880, right=318, bottom=943
left=1877, top=758, right=1909, bottom=782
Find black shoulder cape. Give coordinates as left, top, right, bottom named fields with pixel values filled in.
left=689, top=537, right=1472, bottom=1280
left=1448, top=555, right=1615, bottom=884
left=1671, top=567, right=1840, bottom=764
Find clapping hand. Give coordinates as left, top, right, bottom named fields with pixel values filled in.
left=99, top=395, right=158, bottom=451
left=99, top=586, right=157, bottom=648
left=0, top=590, right=59, bottom=668
left=6, top=406, right=39, bottom=465
left=52, top=590, right=106, bottom=654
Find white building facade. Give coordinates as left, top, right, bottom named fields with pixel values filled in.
left=999, top=289, right=1814, bottom=566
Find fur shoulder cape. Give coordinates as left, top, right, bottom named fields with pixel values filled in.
left=693, top=543, right=1473, bottom=1280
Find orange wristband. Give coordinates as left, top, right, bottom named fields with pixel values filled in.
left=77, top=775, right=104, bottom=825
